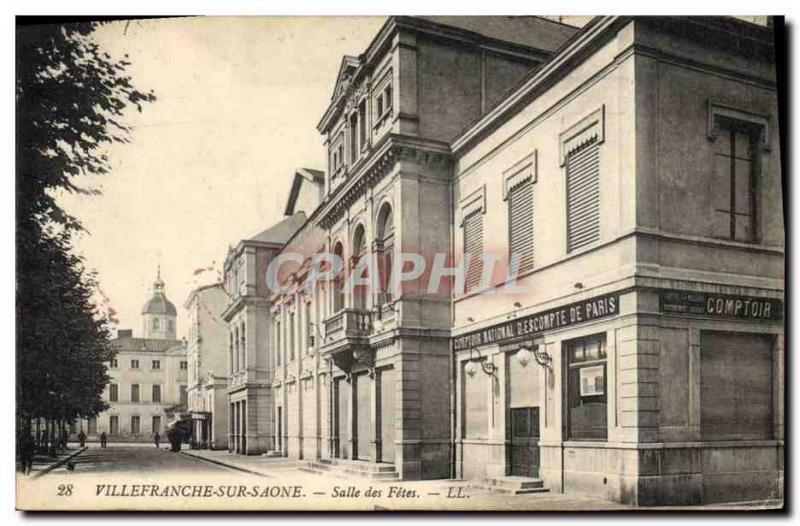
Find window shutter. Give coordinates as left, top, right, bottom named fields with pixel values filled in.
left=464, top=212, right=484, bottom=292
left=566, top=138, right=600, bottom=252
left=508, top=180, right=534, bottom=273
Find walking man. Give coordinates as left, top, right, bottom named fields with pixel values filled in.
left=78, top=430, right=86, bottom=448
left=99, top=431, right=107, bottom=449
left=153, top=432, right=161, bottom=449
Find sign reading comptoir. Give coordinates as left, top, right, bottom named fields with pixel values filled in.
left=659, top=290, right=783, bottom=321
left=453, top=294, right=619, bottom=351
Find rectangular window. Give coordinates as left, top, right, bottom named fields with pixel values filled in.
left=289, top=312, right=295, bottom=361
left=180, top=385, right=188, bottom=406
left=711, top=120, right=758, bottom=242
left=305, top=302, right=313, bottom=351
left=109, top=384, right=119, bottom=402
left=276, top=320, right=282, bottom=366
left=110, top=359, right=118, bottom=368
left=151, top=360, right=160, bottom=370
left=110, top=416, right=119, bottom=435
left=131, top=384, right=140, bottom=403
left=152, top=416, right=161, bottom=435
left=566, top=138, right=600, bottom=252
left=565, top=334, right=607, bottom=440
left=130, top=359, right=140, bottom=369
left=152, top=384, right=161, bottom=403
left=349, top=113, right=358, bottom=164
left=508, top=180, right=534, bottom=274
left=131, top=416, right=140, bottom=435
left=358, top=100, right=367, bottom=150
left=180, top=361, right=188, bottom=370
left=463, top=212, right=484, bottom=293
left=700, top=331, right=773, bottom=440
left=385, top=84, right=393, bottom=111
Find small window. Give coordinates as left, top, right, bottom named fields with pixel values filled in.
left=276, top=320, right=282, bottom=366
left=168, top=319, right=174, bottom=332
left=566, top=138, right=600, bottom=252
left=153, top=318, right=160, bottom=330
left=131, top=384, right=140, bottom=403
left=130, top=359, right=140, bottom=369
left=384, top=84, right=393, bottom=111
left=109, top=416, right=119, bottom=435
left=110, top=359, right=118, bottom=368
left=109, top=384, right=119, bottom=402
left=152, top=384, right=162, bottom=403
left=152, top=416, right=161, bottom=435
left=151, top=360, right=160, bottom=370
left=180, top=385, right=188, bottom=406
left=180, top=361, right=188, bottom=370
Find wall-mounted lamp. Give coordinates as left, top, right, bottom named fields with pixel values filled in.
left=466, top=348, right=496, bottom=376
left=518, top=345, right=551, bottom=369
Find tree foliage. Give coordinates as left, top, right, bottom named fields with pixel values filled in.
left=16, top=20, right=156, bottom=429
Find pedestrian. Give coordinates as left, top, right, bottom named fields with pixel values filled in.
left=99, top=431, right=107, bottom=449
left=78, top=430, right=86, bottom=448
left=153, top=431, right=160, bottom=449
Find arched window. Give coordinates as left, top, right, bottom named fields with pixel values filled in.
left=375, top=203, right=394, bottom=305
left=167, top=319, right=174, bottom=333
left=352, top=225, right=367, bottom=311
left=333, top=242, right=345, bottom=313
left=153, top=318, right=160, bottom=330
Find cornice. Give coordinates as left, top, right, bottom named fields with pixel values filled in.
left=315, top=134, right=452, bottom=230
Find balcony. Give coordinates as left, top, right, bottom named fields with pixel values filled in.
left=323, top=308, right=372, bottom=345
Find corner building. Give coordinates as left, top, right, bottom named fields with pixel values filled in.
left=450, top=17, right=782, bottom=505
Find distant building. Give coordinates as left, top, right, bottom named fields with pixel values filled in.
left=76, top=271, right=188, bottom=441
left=222, top=210, right=311, bottom=455
left=185, top=283, right=230, bottom=449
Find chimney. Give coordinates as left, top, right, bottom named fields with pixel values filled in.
left=117, top=329, right=133, bottom=338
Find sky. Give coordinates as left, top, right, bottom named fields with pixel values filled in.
left=56, top=17, right=386, bottom=339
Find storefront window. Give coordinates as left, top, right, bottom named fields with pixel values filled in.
left=566, top=334, right=607, bottom=440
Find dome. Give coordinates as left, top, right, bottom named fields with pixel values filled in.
left=141, top=295, right=177, bottom=316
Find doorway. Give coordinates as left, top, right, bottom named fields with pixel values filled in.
left=508, top=406, right=540, bottom=478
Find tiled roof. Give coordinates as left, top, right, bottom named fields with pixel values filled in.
left=110, top=337, right=182, bottom=353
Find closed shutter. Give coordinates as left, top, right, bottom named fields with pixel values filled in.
left=508, top=180, right=534, bottom=273
left=464, top=212, right=484, bottom=292
left=566, top=138, right=600, bottom=252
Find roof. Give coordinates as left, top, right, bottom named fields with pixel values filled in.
left=248, top=211, right=308, bottom=245
left=284, top=168, right=325, bottom=216
left=110, top=337, right=182, bottom=353
left=141, top=294, right=177, bottom=316
left=416, top=16, right=580, bottom=53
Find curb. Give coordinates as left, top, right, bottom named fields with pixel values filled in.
left=179, top=451, right=270, bottom=478
left=31, top=447, right=88, bottom=479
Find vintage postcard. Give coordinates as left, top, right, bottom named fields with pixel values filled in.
left=15, top=15, right=784, bottom=511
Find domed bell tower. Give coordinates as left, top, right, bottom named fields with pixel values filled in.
left=142, top=265, right=177, bottom=339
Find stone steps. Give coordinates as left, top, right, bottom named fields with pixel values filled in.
left=474, top=477, right=549, bottom=495
left=301, top=458, right=400, bottom=480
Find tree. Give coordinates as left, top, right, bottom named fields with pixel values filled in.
left=16, top=20, right=156, bottom=451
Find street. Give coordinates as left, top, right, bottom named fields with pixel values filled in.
left=47, top=445, right=234, bottom=476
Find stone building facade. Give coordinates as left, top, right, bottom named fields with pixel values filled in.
left=253, top=16, right=781, bottom=505
left=185, top=283, right=230, bottom=449
left=449, top=17, right=782, bottom=505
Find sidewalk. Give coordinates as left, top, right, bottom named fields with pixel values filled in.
left=180, top=448, right=303, bottom=478
left=19, top=446, right=87, bottom=478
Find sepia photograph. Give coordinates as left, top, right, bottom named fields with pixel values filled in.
left=13, top=11, right=786, bottom=513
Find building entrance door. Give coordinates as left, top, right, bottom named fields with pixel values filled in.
left=335, top=378, right=350, bottom=458
left=508, top=406, right=540, bottom=478
left=355, top=373, right=372, bottom=460
left=379, top=368, right=396, bottom=463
